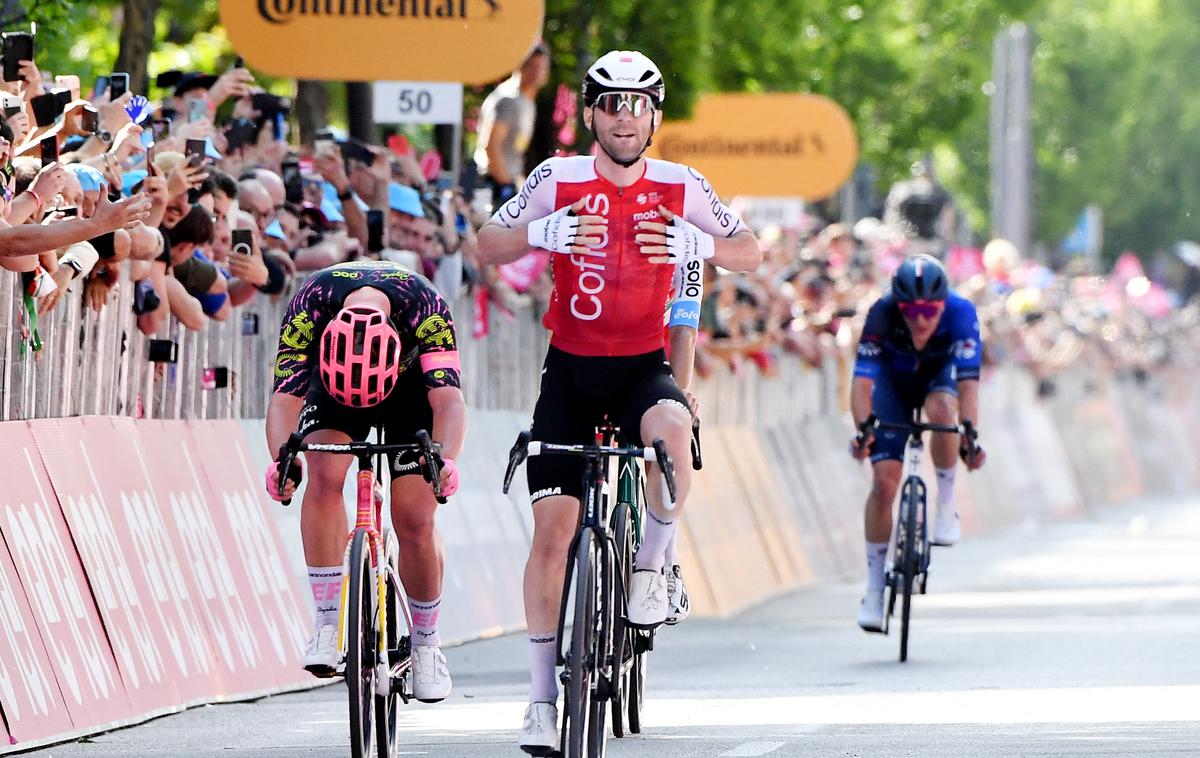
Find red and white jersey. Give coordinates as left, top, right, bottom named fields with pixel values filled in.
left=489, top=156, right=746, bottom=357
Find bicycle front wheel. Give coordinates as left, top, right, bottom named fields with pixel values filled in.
left=346, top=528, right=378, bottom=758
left=898, top=484, right=920, bottom=663
left=610, top=503, right=634, bottom=739
left=376, top=528, right=403, bottom=758
left=566, top=529, right=601, bottom=758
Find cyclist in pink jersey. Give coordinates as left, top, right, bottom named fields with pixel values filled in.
left=477, top=49, right=760, bottom=755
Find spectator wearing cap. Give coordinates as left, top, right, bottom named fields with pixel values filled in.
left=165, top=205, right=230, bottom=325
left=473, top=43, right=550, bottom=205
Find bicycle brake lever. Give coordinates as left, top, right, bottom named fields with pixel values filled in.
left=652, top=438, right=677, bottom=507
left=690, top=418, right=703, bottom=471
left=277, top=432, right=305, bottom=506
left=414, top=430, right=447, bottom=505
left=502, top=431, right=531, bottom=495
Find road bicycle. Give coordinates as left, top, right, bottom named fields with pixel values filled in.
left=862, top=412, right=961, bottom=662
left=504, top=423, right=677, bottom=758
left=277, top=428, right=445, bottom=758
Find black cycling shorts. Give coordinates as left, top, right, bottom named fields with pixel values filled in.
left=297, top=369, right=433, bottom=479
left=527, top=346, right=688, bottom=504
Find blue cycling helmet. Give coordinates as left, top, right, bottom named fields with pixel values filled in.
left=891, top=254, right=949, bottom=302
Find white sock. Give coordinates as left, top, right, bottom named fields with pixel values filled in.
left=935, top=466, right=957, bottom=511
left=308, top=565, right=342, bottom=630
left=408, top=596, right=442, bottom=647
left=528, top=632, right=559, bottom=703
left=635, top=509, right=678, bottom=572
left=664, top=529, right=679, bottom=568
left=865, top=542, right=888, bottom=592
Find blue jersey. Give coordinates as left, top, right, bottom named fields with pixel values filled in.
left=853, top=291, right=982, bottom=382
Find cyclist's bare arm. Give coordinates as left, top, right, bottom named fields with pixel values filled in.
left=668, top=326, right=697, bottom=390
left=266, top=391, right=304, bottom=460
left=710, top=229, right=761, bottom=272
left=477, top=197, right=607, bottom=265
left=956, top=378, right=979, bottom=427
left=851, top=376, right=874, bottom=427
left=428, top=386, right=467, bottom=460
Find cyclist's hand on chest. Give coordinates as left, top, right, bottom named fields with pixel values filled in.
left=636, top=204, right=715, bottom=265
left=527, top=198, right=608, bottom=256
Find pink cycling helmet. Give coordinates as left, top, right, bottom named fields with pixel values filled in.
left=319, top=306, right=401, bottom=407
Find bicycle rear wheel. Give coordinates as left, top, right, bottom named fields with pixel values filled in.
left=376, top=529, right=404, bottom=758
left=346, top=528, right=377, bottom=757
left=898, top=482, right=920, bottom=663
left=566, top=529, right=600, bottom=758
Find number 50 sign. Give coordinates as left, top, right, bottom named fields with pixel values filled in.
left=374, top=82, right=464, bottom=125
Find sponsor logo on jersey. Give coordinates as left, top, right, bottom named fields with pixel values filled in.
left=531, top=487, right=562, bottom=501
left=858, top=342, right=882, bottom=357
left=635, top=191, right=661, bottom=206
left=681, top=258, right=702, bottom=299
left=953, top=338, right=977, bottom=360
left=502, top=162, right=554, bottom=223
left=686, top=166, right=736, bottom=230
left=281, top=311, right=315, bottom=351
left=670, top=305, right=700, bottom=324
left=569, top=192, right=610, bottom=321
left=632, top=209, right=661, bottom=222
left=416, top=314, right=455, bottom=348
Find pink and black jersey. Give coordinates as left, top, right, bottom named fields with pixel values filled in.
left=273, top=261, right=460, bottom=397
left=489, top=156, right=746, bottom=357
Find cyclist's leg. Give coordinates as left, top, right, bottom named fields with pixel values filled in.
left=924, top=364, right=962, bottom=543
left=864, top=372, right=910, bottom=588
left=524, top=348, right=591, bottom=712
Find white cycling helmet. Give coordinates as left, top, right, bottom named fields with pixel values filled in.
left=582, top=50, right=665, bottom=107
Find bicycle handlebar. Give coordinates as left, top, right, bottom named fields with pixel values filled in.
left=502, top=430, right=679, bottom=504
left=276, top=429, right=446, bottom=506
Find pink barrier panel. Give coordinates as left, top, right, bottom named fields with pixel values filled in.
left=9, top=421, right=137, bottom=734
left=133, top=421, right=245, bottom=700
left=184, top=420, right=313, bottom=692
left=0, top=514, right=72, bottom=747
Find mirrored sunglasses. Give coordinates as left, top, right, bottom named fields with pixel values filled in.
left=594, top=91, right=655, bottom=117
left=898, top=301, right=942, bottom=320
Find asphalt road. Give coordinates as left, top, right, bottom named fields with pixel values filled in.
left=27, top=497, right=1200, bottom=757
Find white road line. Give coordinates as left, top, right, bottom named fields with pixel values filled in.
left=721, top=741, right=787, bottom=756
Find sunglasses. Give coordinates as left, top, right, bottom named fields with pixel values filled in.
left=593, top=91, right=656, bottom=118
left=898, top=301, right=942, bottom=320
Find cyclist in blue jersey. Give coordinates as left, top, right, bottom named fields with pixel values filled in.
left=849, top=254, right=987, bottom=632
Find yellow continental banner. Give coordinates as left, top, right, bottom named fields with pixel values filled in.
left=648, top=93, right=858, bottom=201
left=219, top=0, right=544, bottom=84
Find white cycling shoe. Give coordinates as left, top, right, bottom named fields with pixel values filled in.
left=932, top=505, right=961, bottom=547
left=411, top=645, right=452, bottom=702
left=303, top=626, right=341, bottom=678
left=857, top=590, right=886, bottom=634
left=665, top=564, right=690, bottom=625
left=519, top=701, right=559, bottom=756
left=627, top=568, right=669, bottom=628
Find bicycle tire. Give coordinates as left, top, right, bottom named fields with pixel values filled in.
left=376, top=529, right=402, bottom=758
left=627, top=636, right=647, bottom=734
left=346, top=528, right=377, bottom=758
left=899, top=481, right=920, bottom=663
left=567, top=529, right=598, bottom=758
left=610, top=504, right=633, bottom=739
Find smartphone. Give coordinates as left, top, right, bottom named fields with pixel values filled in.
left=54, top=74, right=80, bottom=101
left=366, top=209, right=384, bottom=253
left=80, top=104, right=99, bottom=133
left=30, top=92, right=59, bottom=127
left=201, top=367, right=229, bottom=390
left=51, top=88, right=70, bottom=111
left=341, top=138, right=375, bottom=166
left=147, top=338, right=178, bottom=364
left=2, top=99, right=21, bottom=118
left=185, top=138, right=207, bottom=160
left=2, top=32, right=33, bottom=83
left=271, top=111, right=285, bottom=141
left=224, top=117, right=257, bottom=152
left=232, top=55, right=244, bottom=70
left=281, top=158, right=303, bottom=204
left=54, top=205, right=78, bottom=218
left=231, top=228, right=254, bottom=256
left=38, top=135, right=57, bottom=166
left=109, top=72, right=129, bottom=100
left=151, top=117, right=171, bottom=140
left=186, top=96, right=206, bottom=124
left=92, top=74, right=109, bottom=99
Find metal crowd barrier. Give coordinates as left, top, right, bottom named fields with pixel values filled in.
left=0, top=268, right=841, bottom=424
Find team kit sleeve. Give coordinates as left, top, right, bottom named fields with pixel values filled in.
left=853, top=299, right=889, bottom=380
left=272, top=279, right=322, bottom=397
left=405, top=286, right=463, bottom=391
left=950, top=298, right=983, bottom=381
left=486, top=158, right=559, bottom=229
left=668, top=257, right=704, bottom=330
left=681, top=166, right=748, bottom=238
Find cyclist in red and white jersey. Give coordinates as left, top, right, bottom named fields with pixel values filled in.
left=478, top=49, right=760, bottom=755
